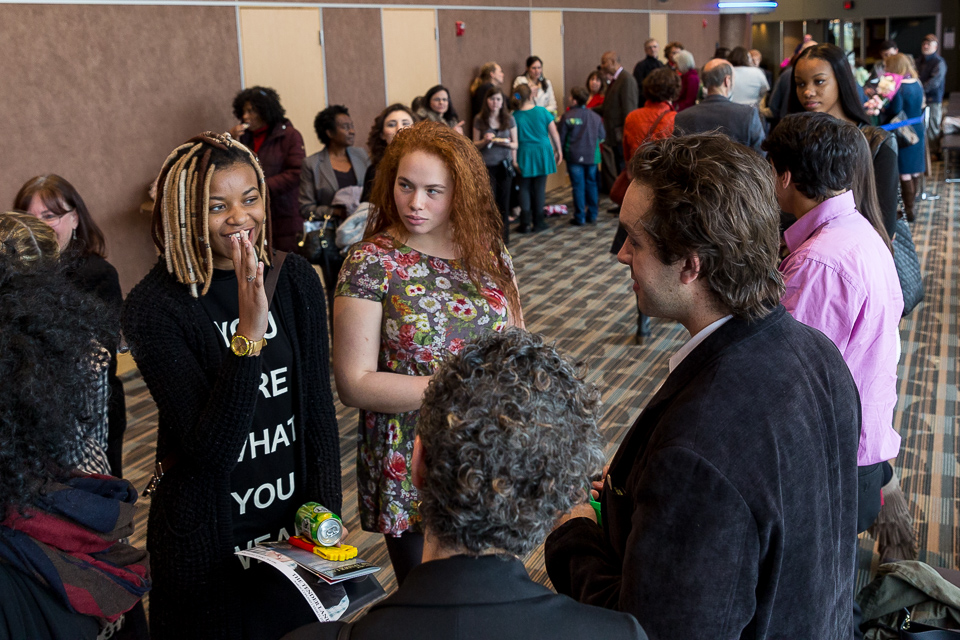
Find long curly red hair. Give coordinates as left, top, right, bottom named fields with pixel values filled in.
left=365, top=120, right=520, bottom=317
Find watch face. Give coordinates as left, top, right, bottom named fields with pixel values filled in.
left=231, top=335, right=249, bottom=356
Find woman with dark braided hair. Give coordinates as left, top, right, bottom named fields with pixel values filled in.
left=229, top=86, right=306, bottom=252
left=122, top=132, right=341, bottom=639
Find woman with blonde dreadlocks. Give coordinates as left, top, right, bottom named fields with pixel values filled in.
left=122, top=132, right=341, bottom=640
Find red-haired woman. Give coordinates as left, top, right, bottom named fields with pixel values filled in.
left=333, top=120, right=523, bottom=586
left=14, top=175, right=127, bottom=478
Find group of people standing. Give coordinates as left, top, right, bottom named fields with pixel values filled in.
left=0, top=30, right=945, bottom=640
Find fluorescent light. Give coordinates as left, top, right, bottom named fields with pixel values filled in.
left=718, top=1, right=778, bottom=7
left=718, top=1, right=777, bottom=14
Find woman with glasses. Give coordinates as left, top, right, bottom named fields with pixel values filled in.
left=14, top=174, right=127, bottom=478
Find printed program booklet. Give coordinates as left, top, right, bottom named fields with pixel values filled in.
left=235, top=542, right=385, bottom=622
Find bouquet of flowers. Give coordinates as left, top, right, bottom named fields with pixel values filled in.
left=864, top=72, right=904, bottom=116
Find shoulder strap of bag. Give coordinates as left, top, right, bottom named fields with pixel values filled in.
left=337, top=622, right=353, bottom=640
left=264, top=250, right=288, bottom=308
left=645, top=108, right=671, bottom=142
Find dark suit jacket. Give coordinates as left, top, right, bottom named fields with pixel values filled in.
left=299, top=146, right=371, bottom=221
left=283, top=555, right=646, bottom=640
left=673, top=94, right=766, bottom=151
left=603, top=68, right=640, bottom=146
left=545, top=307, right=861, bottom=639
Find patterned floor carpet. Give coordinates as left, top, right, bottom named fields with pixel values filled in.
left=121, top=165, right=959, bottom=612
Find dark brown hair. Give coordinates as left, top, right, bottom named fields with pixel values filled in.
left=14, top=175, right=107, bottom=259
left=570, top=86, right=590, bottom=106
left=631, top=133, right=785, bottom=320
left=365, top=120, right=520, bottom=317
left=478, top=87, right=512, bottom=131
left=586, top=70, right=606, bottom=96
left=643, top=67, right=682, bottom=104
left=366, top=103, right=418, bottom=166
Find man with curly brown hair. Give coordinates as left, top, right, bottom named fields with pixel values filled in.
left=545, top=133, right=861, bottom=639
left=286, top=329, right=646, bottom=640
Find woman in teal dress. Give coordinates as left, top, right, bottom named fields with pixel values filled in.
left=333, top=120, right=523, bottom=586
left=512, top=83, right=562, bottom=233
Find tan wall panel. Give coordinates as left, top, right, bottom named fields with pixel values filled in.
left=240, top=7, right=326, bottom=157
left=668, top=13, right=720, bottom=71
left=382, top=8, right=440, bottom=108
left=323, top=8, right=386, bottom=155
left=563, top=11, right=650, bottom=107
left=650, top=12, right=669, bottom=60
left=0, top=4, right=240, bottom=294
left=531, top=11, right=567, bottom=191
left=437, top=9, right=530, bottom=133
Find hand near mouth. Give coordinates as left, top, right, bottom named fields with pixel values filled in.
left=231, top=230, right=268, bottom=343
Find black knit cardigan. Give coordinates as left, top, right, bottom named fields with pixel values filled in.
left=122, top=254, right=341, bottom=640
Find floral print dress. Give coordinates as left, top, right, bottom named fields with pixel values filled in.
left=336, top=232, right=513, bottom=535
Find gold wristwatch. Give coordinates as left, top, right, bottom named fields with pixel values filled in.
left=230, top=333, right=266, bottom=357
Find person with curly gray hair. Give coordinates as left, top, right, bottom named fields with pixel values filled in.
left=284, top=329, right=646, bottom=640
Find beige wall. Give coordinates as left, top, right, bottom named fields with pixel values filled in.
left=382, top=8, right=440, bottom=108
left=0, top=4, right=240, bottom=294
left=239, top=7, right=327, bottom=157
left=4, top=1, right=730, bottom=295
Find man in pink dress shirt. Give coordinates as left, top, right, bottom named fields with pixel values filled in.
left=764, top=112, right=911, bottom=555
left=766, top=112, right=909, bottom=637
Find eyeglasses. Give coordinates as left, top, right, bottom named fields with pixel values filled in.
left=33, top=209, right=75, bottom=227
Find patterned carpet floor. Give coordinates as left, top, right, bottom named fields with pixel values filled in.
left=121, top=164, right=959, bottom=612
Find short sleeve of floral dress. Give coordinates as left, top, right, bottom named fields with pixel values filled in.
left=336, top=233, right=512, bottom=536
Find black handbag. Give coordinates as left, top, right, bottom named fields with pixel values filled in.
left=892, top=217, right=925, bottom=316
left=298, top=212, right=341, bottom=267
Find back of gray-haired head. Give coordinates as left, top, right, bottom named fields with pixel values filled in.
left=416, top=329, right=604, bottom=557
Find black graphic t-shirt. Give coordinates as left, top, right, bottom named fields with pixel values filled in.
left=199, top=268, right=301, bottom=568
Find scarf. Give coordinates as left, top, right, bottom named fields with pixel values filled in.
left=0, top=475, right=150, bottom=624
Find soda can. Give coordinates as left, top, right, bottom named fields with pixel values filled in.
left=296, top=502, right=343, bottom=546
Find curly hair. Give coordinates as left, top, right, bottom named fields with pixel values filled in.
left=630, top=132, right=785, bottom=320
left=0, top=258, right=113, bottom=519
left=365, top=120, right=520, bottom=316
left=0, top=211, right=60, bottom=268
left=231, top=86, right=286, bottom=130
left=366, top=103, right=418, bottom=166
left=13, top=174, right=107, bottom=259
left=152, top=132, right=270, bottom=297
left=643, top=67, right=682, bottom=103
left=314, top=104, right=351, bottom=146
left=417, top=329, right=604, bottom=556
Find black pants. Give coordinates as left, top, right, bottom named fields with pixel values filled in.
left=852, top=461, right=889, bottom=639
left=486, top=163, right=513, bottom=245
left=518, top=175, right=547, bottom=230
